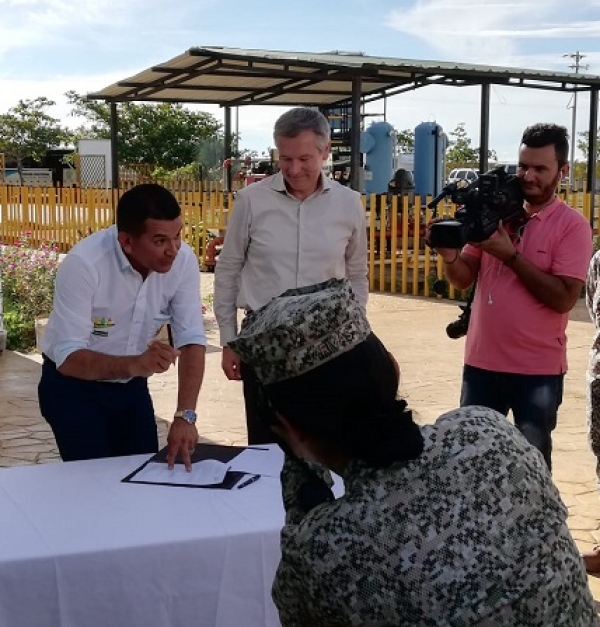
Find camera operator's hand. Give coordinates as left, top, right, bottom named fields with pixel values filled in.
left=425, top=218, right=460, bottom=261
left=476, top=222, right=517, bottom=263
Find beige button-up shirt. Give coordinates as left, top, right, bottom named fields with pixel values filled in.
left=214, top=172, right=368, bottom=345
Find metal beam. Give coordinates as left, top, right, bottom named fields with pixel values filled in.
left=110, top=103, right=119, bottom=190
left=224, top=107, right=232, bottom=192
left=350, top=76, right=362, bottom=191
left=587, top=89, right=598, bottom=229
left=479, top=84, right=490, bottom=173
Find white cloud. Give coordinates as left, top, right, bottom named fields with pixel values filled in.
left=0, top=0, right=194, bottom=58
left=0, top=1, right=113, bottom=57
left=0, top=71, right=134, bottom=129
left=387, top=0, right=600, bottom=66
left=1, top=0, right=598, bottom=162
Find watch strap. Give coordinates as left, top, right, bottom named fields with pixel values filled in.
left=174, top=409, right=197, bottom=424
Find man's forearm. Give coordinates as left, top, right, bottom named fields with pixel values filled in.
left=442, top=253, right=477, bottom=290
left=176, top=344, right=206, bottom=410
left=58, top=349, right=139, bottom=380
left=214, top=287, right=240, bottom=346
left=508, top=254, right=580, bottom=313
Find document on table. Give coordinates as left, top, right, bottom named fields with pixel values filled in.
left=122, top=443, right=284, bottom=489
left=122, top=443, right=248, bottom=489
left=128, top=459, right=231, bottom=486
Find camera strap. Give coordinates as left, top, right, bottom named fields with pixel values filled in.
left=466, top=276, right=477, bottom=309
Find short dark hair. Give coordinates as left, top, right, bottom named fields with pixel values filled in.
left=520, top=123, right=569, bottom=167
left=273, top=107, right=331, bottom=150
left=116, top=184, right=181, bottom=236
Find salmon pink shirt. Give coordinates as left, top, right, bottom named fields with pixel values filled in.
left=463, top=197, right=592, bottom=375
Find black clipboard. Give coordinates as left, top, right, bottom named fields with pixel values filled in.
left=122, top=443, right=249, bottom=489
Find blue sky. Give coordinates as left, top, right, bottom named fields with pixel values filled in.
left=2, top=0, right=600, bottom=161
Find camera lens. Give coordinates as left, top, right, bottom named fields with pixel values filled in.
left=432, top=280, right=448, bottom=297
left=446, top=321, right=465, bottom=339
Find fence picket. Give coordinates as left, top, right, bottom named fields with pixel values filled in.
left=0, top=184, right=597, bottom=298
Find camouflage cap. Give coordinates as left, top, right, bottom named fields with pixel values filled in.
left=228, top=278, right=371, bottom=385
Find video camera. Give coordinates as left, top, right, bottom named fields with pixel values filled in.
left=427, top=166, right=525, bottom=249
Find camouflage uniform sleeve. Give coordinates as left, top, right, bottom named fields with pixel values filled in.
left=280, top=455, right=334, bottom=526
left=273, top=515, right=342, bottom=627
left=274, top=457, right=338, bottom=626
left=272, top=546, right=320, bottom=627
left=586, top=251, right=600, bottom=323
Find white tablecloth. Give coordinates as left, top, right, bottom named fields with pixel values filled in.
left=0, top=448, right=286, bottom=627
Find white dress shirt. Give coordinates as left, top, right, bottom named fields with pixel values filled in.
left=214, top=171, right=368, bottom=345
left=42, top=225, right=206, bottom=374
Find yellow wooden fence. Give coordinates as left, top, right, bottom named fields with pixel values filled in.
left=0, top=184, right=596, bottom=299
left=0, top=185, right=233, bottom=263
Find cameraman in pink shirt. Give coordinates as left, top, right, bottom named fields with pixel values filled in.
left=428, top=123, right=592, bottom=471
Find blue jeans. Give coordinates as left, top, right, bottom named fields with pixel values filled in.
left=460, top=365, right=564, bottom=471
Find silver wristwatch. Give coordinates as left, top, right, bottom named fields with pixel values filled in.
left=174, top=409, right=197, bottom=425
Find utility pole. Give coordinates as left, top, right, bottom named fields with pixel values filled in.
left=564, top=52, right=588, bottom=186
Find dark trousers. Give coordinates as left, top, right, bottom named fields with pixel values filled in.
left=240, top=360, right=276, bottom=445
left=38, top=357, right=159, bottom=462
left=460, top=364, right=564, bottom=471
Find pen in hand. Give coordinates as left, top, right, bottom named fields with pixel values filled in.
left=237, top=474, right=261, bottom=489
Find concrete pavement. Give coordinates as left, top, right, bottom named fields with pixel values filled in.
left=2, top=274, right=600, bottom=600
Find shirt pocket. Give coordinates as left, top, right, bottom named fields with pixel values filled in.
left=526, top=247, right=552, bottom=273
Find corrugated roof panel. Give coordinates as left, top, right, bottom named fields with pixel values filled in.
left=196, top=46, right=600, bottom=82
left=88, top=46, right=600, bottom=104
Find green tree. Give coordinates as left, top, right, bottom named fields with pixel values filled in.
left=445, top=122, right=497, bottom=172
left=445, top=122, right=479, bottom=167
left=66, top=91, right=222, bottom=169
left=577, top=129, right=600, bottom=162
left=571, top=129, right=600, bottom=183
left=395, top=128, right=414, bottom=154
left=0, top=97, right=72, bottom=183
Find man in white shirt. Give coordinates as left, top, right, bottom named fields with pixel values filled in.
left=214, top=107, right=368, bottom=444
left=38, top=184, right=206, bottom=470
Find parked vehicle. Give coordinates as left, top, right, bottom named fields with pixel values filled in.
left=446, top=168, right=478, bottom=185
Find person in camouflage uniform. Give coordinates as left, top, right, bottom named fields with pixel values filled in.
left=230, top=278, right=596, bottom=626
left=582, top=250, right=600, bottom=572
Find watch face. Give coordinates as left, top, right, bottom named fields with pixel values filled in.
left=178, top=410, right=197, bottom=424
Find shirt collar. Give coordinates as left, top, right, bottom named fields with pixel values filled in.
left=110, top=225, right=134, bottom=272
left=269, top=170, right=331, bottom=198
left=526, top=196, right=562, bottom=222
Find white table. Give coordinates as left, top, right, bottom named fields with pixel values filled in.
left=0, top=447, right=286, bottom=627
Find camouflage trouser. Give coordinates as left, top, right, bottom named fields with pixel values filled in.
left=587, top=376, right=600, bottom=486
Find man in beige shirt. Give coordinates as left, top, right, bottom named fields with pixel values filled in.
left=214, top=107, right=368, bottom=443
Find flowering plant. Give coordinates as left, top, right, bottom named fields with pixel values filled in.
left=0, top=232, right=60, bottom=351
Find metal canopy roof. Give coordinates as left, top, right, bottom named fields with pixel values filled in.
left=89, top=46, right=600, bottom=107
left=90, top=46, right=600, bottom=209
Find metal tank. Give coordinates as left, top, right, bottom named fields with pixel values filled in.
left=359, top=121, right=395, bottom=196
left=413, top=122, right=447, bottom=198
